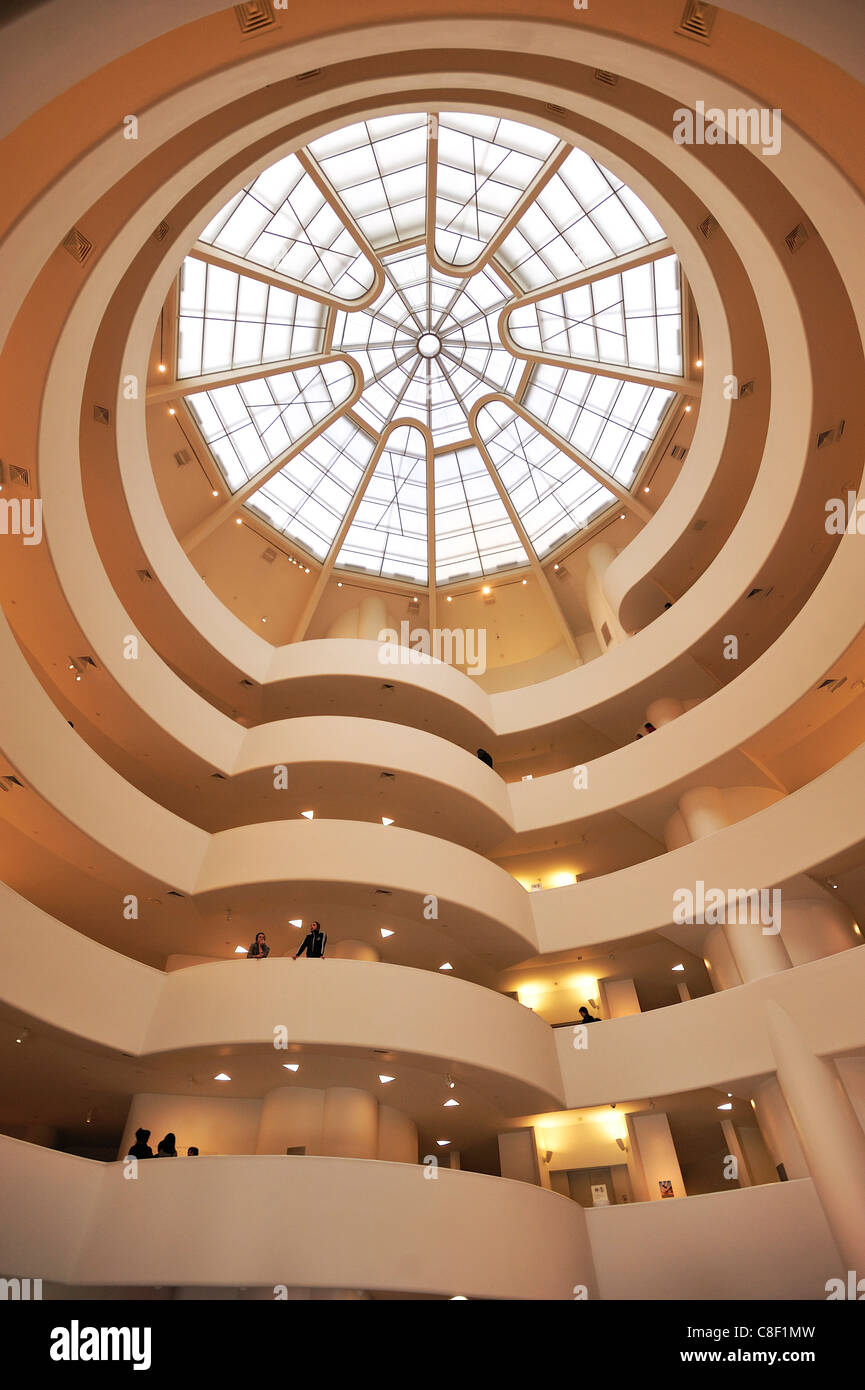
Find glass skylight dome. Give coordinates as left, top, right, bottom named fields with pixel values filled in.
left=173, top=112, right=686, bottom=587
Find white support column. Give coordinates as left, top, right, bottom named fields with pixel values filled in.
left=767, top=1002, right=865, bottom=1271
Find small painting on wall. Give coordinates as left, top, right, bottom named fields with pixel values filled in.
left=659, top=1179, right=675, bottom=1198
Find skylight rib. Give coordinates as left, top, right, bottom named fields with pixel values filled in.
left=308, top=115, right=429, bottom=249
left=523, top=365, right=675, bottom=486
left=476, top=400, right=617, bottom=555
left=184, top=361, right=356, bottom=492
left=177, top=257, right=328, bottom=378
left=507, top=255, right=682, bottom=375
left=335, top=425, right=429, bottom=582
left=246, top=416, right=376, bottom=560
left=497, top=148, right=667, bottom=292
left=198, top=153, right=376, bottom=301
left=435, top=445, right=529, bottom=583
left=434, top=113, right=560, bottom=268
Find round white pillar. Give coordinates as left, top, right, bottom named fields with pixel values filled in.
left=320, top=1087, right=378, bottom=1159
left=678, top=785, right=732, bottom=841
left=646, top=697, right=685, bottom=727
left=358, top=595, right=388, bottom=641
left=377, top=1104, right=418, bottom=1163
left=767, top=1002, right=865, bottom=1271
left=256, top=1086, right=324, bottom=1155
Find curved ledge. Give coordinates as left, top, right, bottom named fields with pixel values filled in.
left=0, top=884, right=552, bottom=1104
left=0, top=1138, right=593, bottom=1299
left=557, top=945, right=865, bottom=1110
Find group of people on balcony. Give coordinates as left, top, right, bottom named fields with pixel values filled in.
left=246, top=922, right=327, bottom=960
left=127, top=1128, right=198, bottom=1159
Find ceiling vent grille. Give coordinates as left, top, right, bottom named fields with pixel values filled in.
left=817, top=428, right=836, bottom=450
left=698, top=214, right=718, bottom=239
left=746, top=586, right=774, bottom=600
left=785, top=223, right=809, bottom=254
left=166, top=889, right=186, bottom=898
left=544, top=102, right=566, bottom=115
left=3, top=775, right=24, bottom=790
left=676, top=1, right=717, bottom=44
left=671, top=444, right=688, bottom=460
left=296, top=69, right=322, bottom=82
left=818, top=676, right=847, bottom=692
left=174, top=449, right=191, bottom=466
left=153, top=221, right=170, bottom=243
left=239, top=678, right=255, bottom=688
left=553, top=566, right=569, bottom=581
left=739, top=379, right=755, bottom=398
left=234, top=1, right=276, bottom=34
left=691, top=518, right=708, bottom=531
left=93, top=404, right=110, bottom=425
left=374, top=888, right=392, bottom=896
left=211, top=772, right=227, bottom=780
left=137, top=569, right=153, bottom=582
left=379, top=771, right=396, bottom=781
left=594, top=70, right=619, bottom=86
left=261, top=547, right=277, bottom=564
left=62, top=227, right=93, bottom=263
left=9, top=464, right=30, bottom=487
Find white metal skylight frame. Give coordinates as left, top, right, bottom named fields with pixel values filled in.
left=161, top=109, right=698, bottom=609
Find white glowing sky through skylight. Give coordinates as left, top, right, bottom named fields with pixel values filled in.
left=173, top=111, right=686, bottom=585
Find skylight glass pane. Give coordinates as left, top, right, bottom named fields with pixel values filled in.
left=435, top=446, right=528, bottom=582
left=524, top=365, right=674, bottom=484
left=309, top=115, right=428, bottom=249
left=498, top=150, right=667, bottom=292
left=508, top=255, right=682, bottom=375
left=476, top=400, right=617, bottom=555
left=178, top=115, right=688, bottom=577
left=246, top=415, right=376, bottom=559
left=335, top=425, right=428, bottom=582
left=184, top=361, right=356, bottom=490
left=198, top=153, right=376, bottom=301
left=434, top=113, right=560, bottom=268
left=177, top=258, right=328, bottom=378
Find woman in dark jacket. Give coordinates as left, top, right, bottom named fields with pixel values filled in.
left=247, top=932, right=270, bottom=959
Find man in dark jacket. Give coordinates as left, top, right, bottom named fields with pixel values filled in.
left=295, top=921, right=327, bottom=959
left=127, top=1127, right=154, bottom=1159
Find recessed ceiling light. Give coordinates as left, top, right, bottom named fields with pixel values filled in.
left=446, top=595, right=452, bottom=602
left=436, top=1139, right=451, bottom=1147
left=696, top=358, right=703, bottom=367
left=439, top=962, right=453, bottom=971
left=379, top=1075, right=395, bottom=1084
left=289, top=919, right=303, bottom=928
left=283, top=1063, right=299, bottom=1072
left=261, top=617, right=267, bottom=623
left=554, top=563, right=559, bottom=570
left=168, top=407, right=176, bottom=415
left=305, top=568, right=310, bottom=574
left=211, top=489, right=219, bottom=497
left=301, top=810, right=314, bottom=820
left=450, top=1295, right=467, bottom=1300
left=214, top=1073, right=231, bottom=1082
left=717, top=1102, right=732, bottom=1110
left=337, top=582, right=342, bottom=587
left=644, top=486, right=650, bottom=493
left=234, top=945, right=246, bottom=955
left=157, top=363, right=167, bottom=373
left=235, top=517, right=242, bottom=525
left=685, top=404, right=692, bottom=412
left=522, top=578, right=527, bottom=585
left=481, top=585, right=491, bottom=596
left=672, top=963, right=684, bottom=972
left=620, top=513, right=626, bottom=519
left=381, top=817, right=394, bottom=826
left=444, top=1099, right=459, bottom=1107
left=380, top=928, right=394, bottom=938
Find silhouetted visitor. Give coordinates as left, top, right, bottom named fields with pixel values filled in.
left=476, top=748, right=494, bottom=769
left=578, top=1006, right=600, bottom=1023
left=187, top=1147, right=199, bottom=1156
left=295, top=921, right=327, bottom=959
left=247, top=931, right=270, bottom=959
left=127, top=1127, right=153, bottom=1159
left=156, top=1132, right=178, bottom=1157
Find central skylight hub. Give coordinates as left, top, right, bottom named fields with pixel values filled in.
left=417, top=332, right=441, bottom=359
